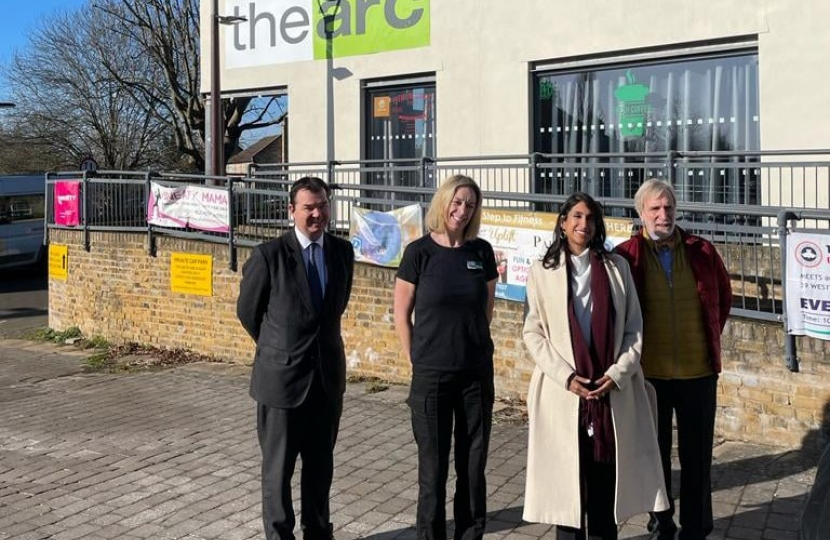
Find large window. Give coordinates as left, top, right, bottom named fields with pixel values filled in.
left=533, top=50, right=760, bottom=204
left=364, top=77, right=436, bottom=199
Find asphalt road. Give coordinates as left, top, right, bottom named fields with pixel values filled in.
left=0, top=263, right=48, bottom=338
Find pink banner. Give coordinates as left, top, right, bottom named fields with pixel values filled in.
left=54, top=181, right=80, bottom=226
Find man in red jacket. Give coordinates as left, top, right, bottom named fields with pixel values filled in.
left=616, top=179, right=732, bottom=540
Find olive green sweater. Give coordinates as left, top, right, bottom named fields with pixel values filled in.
left=639, top=237, right=713, bottom=379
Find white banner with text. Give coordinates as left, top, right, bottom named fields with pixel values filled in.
left=786, top=232, right=830, bottom=340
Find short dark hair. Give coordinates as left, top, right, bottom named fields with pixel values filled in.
left=289, top=177, right=331, bottom=206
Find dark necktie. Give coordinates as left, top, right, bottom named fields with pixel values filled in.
left=307, top=243, right=324, bottom=313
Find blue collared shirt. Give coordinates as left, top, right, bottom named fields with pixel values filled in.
left=294, top=228, right=327, bottom=292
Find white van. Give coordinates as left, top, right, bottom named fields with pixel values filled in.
left=0, top=175, right=45, bottom=269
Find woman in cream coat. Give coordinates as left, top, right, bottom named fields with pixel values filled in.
left=522, top=192, right=668, bottom=540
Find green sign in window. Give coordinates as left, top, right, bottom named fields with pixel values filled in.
left=614, top=70, right=650, bottom=138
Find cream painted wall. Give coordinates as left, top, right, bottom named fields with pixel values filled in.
left=757, top=2, right=830, bottom=151
left=202, top=0, right=827, bottom=164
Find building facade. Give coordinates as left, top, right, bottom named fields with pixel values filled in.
left=201, top=0, right=829, bottom=207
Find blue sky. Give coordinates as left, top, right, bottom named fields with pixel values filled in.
left=0, top=0, right=88, bottom=97
left=0, top=0, right=280, bottom=148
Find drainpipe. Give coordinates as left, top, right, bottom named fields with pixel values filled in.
left=777, top=209, right=800, bottom=372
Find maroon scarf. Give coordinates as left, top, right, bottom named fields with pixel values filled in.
left=567, top=251, right=616, bottom=464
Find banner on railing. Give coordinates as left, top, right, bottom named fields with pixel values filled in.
left=479, top=209, right=634, bottom=303
left=147, top=182, right=229, bottom=233
left=349, top=204, right=423, bottom=268
left=54, top=181, right=80, bottom=226
left=786, top=232, right=830, bottom=340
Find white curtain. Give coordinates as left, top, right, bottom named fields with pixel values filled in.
left=540, top=54, right=759, bottom=204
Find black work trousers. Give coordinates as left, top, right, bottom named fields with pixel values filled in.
left=648, top=375, right=718, bottom=540
left=257, top=377, right=343, bottom=540
left=408, top=369, right=494, bottom=540
left=555, top=424, right=618, bottom=540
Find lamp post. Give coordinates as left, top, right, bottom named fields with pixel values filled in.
left=208, top=0, right=245, bottom=178
left=0, top=102, right=15, bottom=109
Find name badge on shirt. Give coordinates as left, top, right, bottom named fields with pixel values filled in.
left=467, top=260, right=483, bottom=271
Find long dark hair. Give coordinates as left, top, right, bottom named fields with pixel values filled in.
left=542, top=192, right=609, bottom=269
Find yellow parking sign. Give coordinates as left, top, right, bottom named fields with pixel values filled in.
left=170, top=252, right=213, bottom=296
left=49, top=244, right=68, bottom=280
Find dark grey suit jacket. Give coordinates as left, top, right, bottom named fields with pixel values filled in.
left=237, top=230, right=355, bottom=409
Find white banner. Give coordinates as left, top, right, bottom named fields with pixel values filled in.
left=147, top=182, right=230, bottom=233
left=786, top=232, right=830, bottom=340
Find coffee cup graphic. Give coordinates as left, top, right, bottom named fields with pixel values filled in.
left=614, top=70, right=650, bottom=138
left=357, top=211, right=402, bottom=265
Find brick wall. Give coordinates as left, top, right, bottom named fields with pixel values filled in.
left=48, top=230, right=830, bottom=448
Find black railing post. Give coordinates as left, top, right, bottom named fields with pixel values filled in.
left=82, top=171, right=90, bottom=252
left=245, top=163, right=257, bottom=224
left=419, top=157, right=433, bottom=207
left=228, top=176, right=237, bottom=271
left=778, top=209, right=800, bottom=372
left=530, top=153, right=539, bottom=198
left=146, top=172, right=157, bottom=258
left=43, top=172, right=52, bottom=248
left=666, top=150, right=677, bottom=185
left=328, top=160, right=339, bottom=228
left=327, top=160, right=337, bottom=186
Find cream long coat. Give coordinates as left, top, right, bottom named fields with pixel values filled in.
left=522, top=253, right=669, bottom=526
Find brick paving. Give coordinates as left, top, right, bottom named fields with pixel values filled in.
left=0, top=339, right=819, bottom=540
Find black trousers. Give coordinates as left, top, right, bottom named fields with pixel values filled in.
left=801, top=444, right=830, bottom=540
left=556, top=425, right=618, bottom=540
left=648, top=375, right=718, bottom=540
left=257, top=377, right=343, bottom=540
left=408, top=370, right=494, bottom=540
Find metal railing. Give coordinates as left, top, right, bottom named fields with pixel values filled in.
left=45, top=151, right=830, bottom=322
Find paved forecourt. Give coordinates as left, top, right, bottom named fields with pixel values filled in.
left=0, top=339, right=817, bottom=540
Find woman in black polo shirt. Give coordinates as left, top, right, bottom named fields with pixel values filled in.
left=393, top=174, right=498, bottom=540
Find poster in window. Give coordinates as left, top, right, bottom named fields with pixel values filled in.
left=374, top=96, right=391, bottom=118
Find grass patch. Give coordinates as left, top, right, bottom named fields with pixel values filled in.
left=28, top=327, right=223, bottom=374
left=29, top=326, right=83, bottom=344
left=346, top=375, right=391, bottom=394
left=82, top=343, right=219, bottom=374
left=366, top=380, right=389, bottom=394
left=346, top=374, right=375, bottom=383
left=84, top=335, right=111, bottom=350
left=24, top=327, right=54, bottom=341
left=83, top=351, right=114, bottom=372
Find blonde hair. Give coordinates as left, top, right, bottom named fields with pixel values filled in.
left=425, top=174, right=483, bottom=242
left=634, top=178, right=677, bottom=215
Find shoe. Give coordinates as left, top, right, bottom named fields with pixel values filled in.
left=647, top=514, right=658, bottom=533
left=647, top=513, right=677, bottom=540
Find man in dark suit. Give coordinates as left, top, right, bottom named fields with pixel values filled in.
left=237, top=176, right=355, bottom=540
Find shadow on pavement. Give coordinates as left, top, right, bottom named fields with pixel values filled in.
left=360, top=423, right=826, bottom=540
left=1, top=307, right=48, bottom=319
left=0, top=264, right=47, bottom=293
